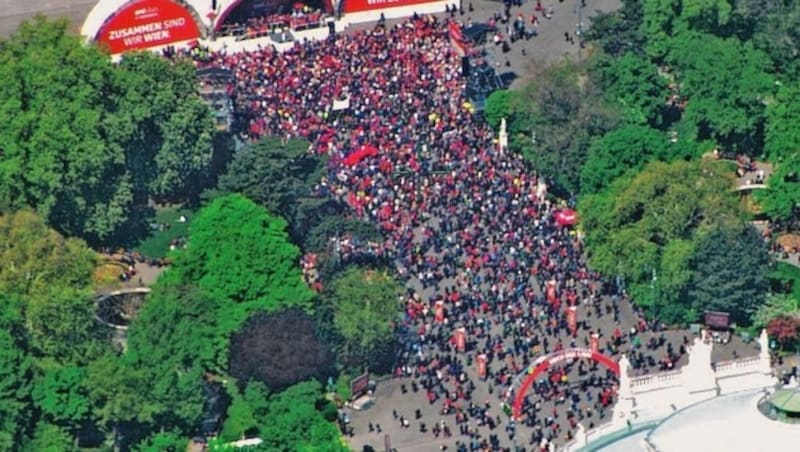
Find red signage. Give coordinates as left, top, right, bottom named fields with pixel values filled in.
left=453, top=327, right=466, bottom=352
left=95, top=0, right=201, bottom=54
left=476, top=354, right=487, bottom=379
left=343, top=0, right=440, bottom=13
left=434, top=300, right=445, bottom=323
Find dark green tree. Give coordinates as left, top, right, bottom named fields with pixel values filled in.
left=580, top=125, right=690, bottom=194
left=591, top=53, right=669, bottom=126
left=209, top=137, right=330, bottom=241
left=219, top=388, right=257, bottom=442
left=134, top=431, right=187, bottom=452
left=585, top=0, right=646, bottom=57
left=0, top=308, right=33, bottom=450
left=686, top=225, right=770, bottom=325
left=483, top=89, right=514, bottom=129
left=510, top=61, right=619, bottom=194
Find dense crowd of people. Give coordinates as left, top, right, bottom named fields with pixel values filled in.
left=192, top=10, right=691, bottom=450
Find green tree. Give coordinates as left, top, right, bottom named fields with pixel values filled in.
left=668, top=33, right=773, bottom=153
left=0, top=17, right=133, bottom=243
left=256, top=380, right=346, bottom=452
left=0, top=210, right=102, bottom=364
left=585, top=0, right=646, bottom=57
left=113, top=52, right=214, bottom=202
left=755, top=153, right=800, bottom=224
left=23, top=421, right=75, bottom=452
left=764, top=82, right=800, bottom=162
left=123, top=283, right=219, bottom=432
left=483, top=89, right=514, bottom=129
left=209, top=137, right=330, bottom=242
left=325, top=268, right=402, bottom=372
left=0, top=18, right=215, bottom=243
left=580, top=125, right=688, bottom=193
left=753, top=293, right=800, bottom=329
left=591, top=53, right=669, bottom=126
left=220, top=388, right=257, bottom=441
left=686, top=225, right=770, bottom=325
left=0, top=309, right=33, bottom=450
left=511, top=61, right=619, bottom=194
left=31, top=366, right=90, bottom=439
left=580, top=159, right=745, bottom=323
left=172, top=194, right=315, bottom=320
left=134, top=431, right=187, bottom=452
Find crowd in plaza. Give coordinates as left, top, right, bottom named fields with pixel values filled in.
left=191, top=6, right=689, bottom=450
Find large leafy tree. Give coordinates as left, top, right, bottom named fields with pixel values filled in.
left=0, top=17, right=133, bottom=243
left=23, top=421, right=76, bottom=452
left=686, top=225, right=770, bottom=325
left=0, top=309, right=33, bottom=450
left=0, top=210, right=102, bottom=364
left=209, top=137, right=330, bottom=243
left=580, top=159, right=744, bottom=323
left=254, top=380, right=346, bottom=452
left=580, top=125, right=690, bottom=194
left=112, top=53, right=214, bottom=202
left=667, top=33, right=773, bottom=154
left=172, top=194, right=315, bottom=319
left=122, top=283, right=220, bottom=433
left=31, top=366, right=91, bottom=441
left=510, top=61, right=618, bottom=194
left=228, top=310, right=334, bottom=392
left=585, top=0, right=646, bottom=57
left=591, top=53, right=669, bottom=126
left=0, top=18, right=215, bottom=244
left=324, top=268, right=402, bottom=372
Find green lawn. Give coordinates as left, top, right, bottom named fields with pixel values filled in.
left=135, top=206, right=194, bottom=259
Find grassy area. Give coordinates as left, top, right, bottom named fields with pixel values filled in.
left=134, top=206, right=194, bottom=259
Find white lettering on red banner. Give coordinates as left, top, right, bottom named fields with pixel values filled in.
left=343, top=0, right=440, bottom=13
left=96, top=0, right=200, bottom=54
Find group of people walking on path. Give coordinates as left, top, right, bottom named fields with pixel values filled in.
left=192, top=11, right=686, bottom=451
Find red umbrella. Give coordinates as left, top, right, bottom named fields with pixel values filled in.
left=554, top=209, right=577, bottom=227
left=294, top=2, right=305, bottom=9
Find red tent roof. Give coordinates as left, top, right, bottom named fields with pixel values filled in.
left=554, top=209, right=577, bottom=226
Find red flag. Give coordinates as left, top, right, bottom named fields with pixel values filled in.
left=449, top=21, right=469, bottom=57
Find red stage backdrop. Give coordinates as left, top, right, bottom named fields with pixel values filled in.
left=343, top=0, right=438, bottom=13
left=96, top=0, right=200, bottom=54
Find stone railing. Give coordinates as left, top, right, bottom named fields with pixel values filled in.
left=629, top=369, right=683, bottom=393
left=713, top=355, right=762, bottom=378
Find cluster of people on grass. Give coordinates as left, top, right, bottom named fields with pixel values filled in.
left=191, top=13, right=688, bottom=450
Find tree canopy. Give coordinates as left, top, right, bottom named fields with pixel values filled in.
left=323, top=268, right=403, bottom=372
left=170, top=194, right=315, bottom=320
left=580, top=159, right=746, bottom=323
left=0, top=17, right=214, bottom=245
left=228, top=310, right=334, bottom=392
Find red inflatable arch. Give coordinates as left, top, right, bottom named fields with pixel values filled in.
left=511, top=348, right=620, bottom=420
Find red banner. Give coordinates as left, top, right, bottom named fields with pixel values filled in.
left=434, top=300, right=445, bottom=323
left=590, top=333, right=600, bottom=353
left=566, top=306, right=577, bottom=334
left=476, top=354, right=488, bottom=379
left=343, top=0, right=440, bottom=13
left=95, top=0, right=201, bottom=54
left=453, top=327, right=466, bottom=352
